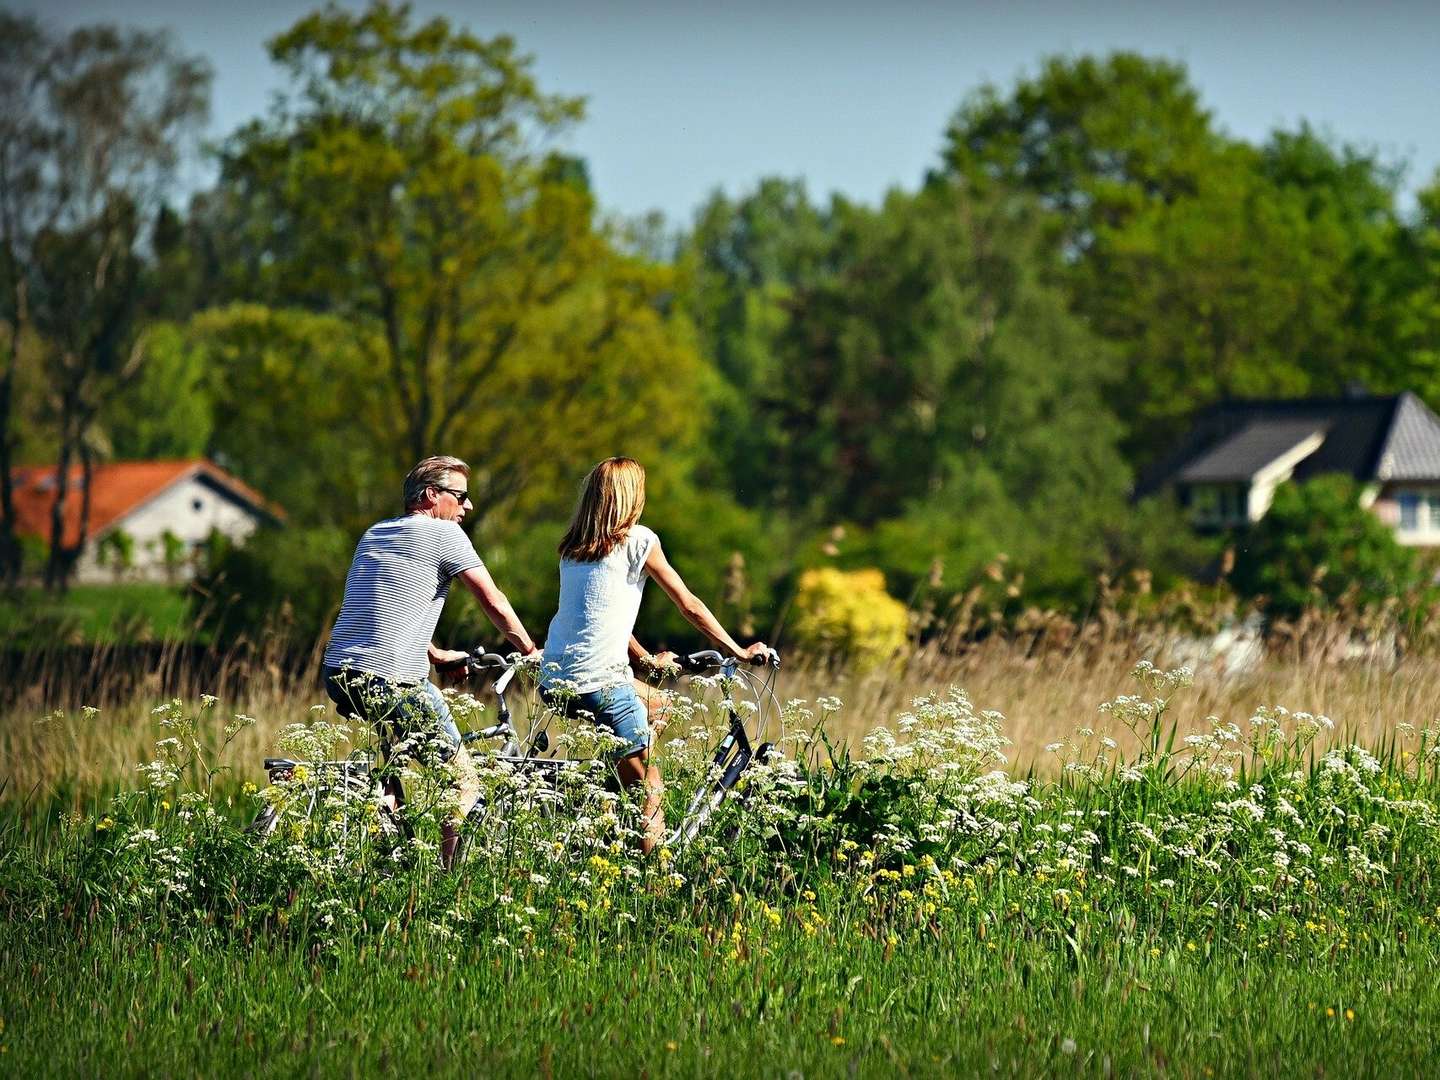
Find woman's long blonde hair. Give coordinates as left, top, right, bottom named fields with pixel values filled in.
left=558, top=457, right=647, bottom=562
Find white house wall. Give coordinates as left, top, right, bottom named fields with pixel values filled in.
left=74, top=474, right=264, bottom=584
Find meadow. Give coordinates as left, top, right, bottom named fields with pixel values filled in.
left=4, top=639, right=1440, bottom=1077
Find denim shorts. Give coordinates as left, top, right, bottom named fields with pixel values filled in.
left=540, top=681, right=650, bottom=760
left=324, top=667, right=462, bottom=761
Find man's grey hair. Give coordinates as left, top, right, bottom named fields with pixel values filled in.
left=403, top=456, right=470, bottom=510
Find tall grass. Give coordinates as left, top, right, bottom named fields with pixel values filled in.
left=4, top=629, right=1434, bottom=806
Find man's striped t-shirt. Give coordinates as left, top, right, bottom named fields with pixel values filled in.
left=323, top=515, right=483, bottom=683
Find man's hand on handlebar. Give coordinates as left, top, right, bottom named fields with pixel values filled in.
left=433, top=648, right=473, bottom=688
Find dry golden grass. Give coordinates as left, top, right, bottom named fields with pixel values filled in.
left=3, top=632, right=1434, bottom=805
left=785, top=641, right=1435, bottom=770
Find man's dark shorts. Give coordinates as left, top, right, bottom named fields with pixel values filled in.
left=324, top=666, right=462, bottom=763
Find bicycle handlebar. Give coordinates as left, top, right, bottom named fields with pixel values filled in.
left=676, top=648, right=780, bottom=673
left=468, top=651, right=510, bottom=670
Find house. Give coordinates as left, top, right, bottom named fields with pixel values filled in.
left=1136, top=393, right=1440, bottom=545
left=9, top=459, right=283, bottom=583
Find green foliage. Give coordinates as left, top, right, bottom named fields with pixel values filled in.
left=156, top=529, right=187, bottom=585
left=195, top=526, right=353, bottom=646
left=1368, top=173, right=1440, bottom=403
left=1231, top=475, right=1432, bottom=619
left=0, top=13, right=211, bottom=588
left=1084, top=139, right=1401, bottom=461
left=939, top=52, right=1412, bottom=466
left=941, top=52, right=1219, bottom=245
left=0, top=583, right=192, bottom=646
left=10, top=22, right=1440, bottom=642
left=182, top=304, right=393, bottom=527
left=95, top=529, right=135, bottom=582
left=1097, top=494, right=1224, bottom=593
left=214, top=1, right=707, bottom=533
left=102, top=323, right=212, bottom=459
left=684, top=177, right=1130, bottom=553
left=788, top=567, right=908, bottom=669
left=639, top=483, right=789, bottom=644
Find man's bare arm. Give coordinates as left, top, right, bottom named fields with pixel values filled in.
left=456, top=566, right=540, bottom=655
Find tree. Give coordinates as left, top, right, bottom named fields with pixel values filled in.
left=101, top=323, right=212, bottom=460
left=96, top=528, right=135, bottom=583
left=0, top=12, right=49, bottom=584
left=682, top=179, right=835, bottom=501
left=215, top=3, right=706, bottom=535
left=0, top=13, right=210, bottom=588
left=1366, top=173, right=1440, bottom=403
left=939, top=54, right=1411, bottom=466
left=176, top=304, right=393, bottom=527
left=939, top=53, right=1220, bottom=250
left=778, top=183, right=1127, bottom=529
left=1082, top=145, right=1361, bottom=459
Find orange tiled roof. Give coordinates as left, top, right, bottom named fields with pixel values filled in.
left=8, top=459, right=282, bottom=548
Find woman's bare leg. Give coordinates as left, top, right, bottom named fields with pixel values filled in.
left=632, top=677, right=673, bottom=740
left=615, top=747, right=665, bottom=854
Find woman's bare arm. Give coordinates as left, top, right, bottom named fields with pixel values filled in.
left=644, top=540, right=768, bottom=661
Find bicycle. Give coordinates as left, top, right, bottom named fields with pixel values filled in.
left=246, top=653, right=526, bottom=850
left=248, top=646, right=783, bottom=858
left=458, top=646, right=783, bottom=856
left=663, top=648, right=782, bottom=849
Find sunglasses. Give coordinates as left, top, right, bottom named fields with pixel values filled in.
left=434, top=485, right=472, bottom=505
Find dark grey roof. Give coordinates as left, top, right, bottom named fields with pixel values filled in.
left=1137, top=393, right=1440, bottom=497
left=1176, top=421, right=1326, bottom=483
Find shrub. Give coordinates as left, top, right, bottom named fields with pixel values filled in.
left=194, top=525, right=352, bottom=646
left=788, top=566, right=908, bottom=669
left=1231, top=475, right=1434, bottom=621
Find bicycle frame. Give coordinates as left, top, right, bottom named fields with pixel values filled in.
left=667, top=651, right=779, bottom=849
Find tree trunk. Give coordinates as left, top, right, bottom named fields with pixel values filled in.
left=45, top=420, right=74, bottom=592
left=0, top=342, right=19, bottom=588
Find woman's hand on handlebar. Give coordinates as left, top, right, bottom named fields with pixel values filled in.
left=737, top=642, right=775, bottom=665
left=645, top=650, right=681, bottom=676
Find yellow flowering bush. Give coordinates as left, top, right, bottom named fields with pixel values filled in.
left=788, top=567, right=908, bottom=670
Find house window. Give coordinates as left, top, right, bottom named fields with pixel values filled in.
left=1399, top=493, right=1421, bottom=532
left=1189, top=484, right=1247, bottom=527
left=1220, top=485, right=1245, bottom=523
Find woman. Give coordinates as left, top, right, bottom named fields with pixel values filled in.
left=540, top=457, right=771, bottom=853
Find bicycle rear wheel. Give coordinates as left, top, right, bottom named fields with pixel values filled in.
left=245, top=803, right=279, bottom=838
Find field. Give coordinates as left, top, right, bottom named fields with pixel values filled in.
left=4, top=643, right=1440, bottom=1076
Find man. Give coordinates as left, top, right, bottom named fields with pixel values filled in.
left=323, top=455, right=539, bottom=868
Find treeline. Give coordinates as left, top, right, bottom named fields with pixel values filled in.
left=3, top=5, right=1438, bottom=647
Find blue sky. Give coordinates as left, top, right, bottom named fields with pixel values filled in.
left=19, top=0, right=1440, bottom=224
